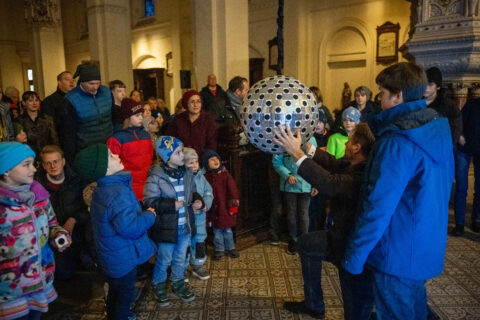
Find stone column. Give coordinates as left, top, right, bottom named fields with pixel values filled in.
left=404, top=0, right=480, bottom=108
left=86, top=0, right=133, bottom=89
left=25, top=0, right=66, bottom=99
left=192, top=0, right=249, bottom=88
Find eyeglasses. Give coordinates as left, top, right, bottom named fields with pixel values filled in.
left=43, top=159, right=62, bottom=168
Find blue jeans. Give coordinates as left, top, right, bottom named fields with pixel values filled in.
left=186, top=211, right=207, bottom=267
left=15, top=311, right=42, bottom=320
left=454, top=150, right=480, bottom=225
left=105, top=267, right=136, bottom=320
left=213, top=228, right=235, bottom=252
left=298, top=231, right=327, bottom=313
left=284, top=192, right=310, bottom=241
left=338, top=267, right=375, bottom=320
left=153, top=224, right=190, bottom=284
left=372, top=268, right=427, bottom=320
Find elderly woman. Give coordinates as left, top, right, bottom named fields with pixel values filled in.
left=166, top=90, right=217, bottom=155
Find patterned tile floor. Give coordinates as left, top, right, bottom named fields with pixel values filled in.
left=45, top=225, right=480, bottom=320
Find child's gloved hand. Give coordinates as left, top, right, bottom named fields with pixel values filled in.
left=227, top=199, right=240, bottom=207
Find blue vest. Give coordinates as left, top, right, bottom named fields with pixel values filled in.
left=66, top=85, right=113, bottom=149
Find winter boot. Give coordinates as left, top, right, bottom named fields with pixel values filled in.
left=153, top=282, right=169, bottom=307
left=172, top=279, right=195, bottom=302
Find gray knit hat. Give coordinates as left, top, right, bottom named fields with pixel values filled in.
left=183, top=147, right=198, bottom=161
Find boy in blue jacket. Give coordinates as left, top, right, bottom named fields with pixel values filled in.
left=343, top=63, right=454, bottom=319
left=74, top=143, right=156, bottom=320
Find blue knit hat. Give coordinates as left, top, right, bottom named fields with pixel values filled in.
left=0, top=142, right=36, bottom=175
left=318, top=110, right=327, bottom=124
left=155, top=136, right=183, bottom=163
left=342, top=107, right=361, bottom=124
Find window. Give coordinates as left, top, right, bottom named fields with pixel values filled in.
left=145, top=0, right=154, bottom=17
left=27, top=68, right=34, bottom=91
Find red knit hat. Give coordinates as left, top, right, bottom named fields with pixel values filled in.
left=120, top=98, right=144, bottom=120
left=182, top=90, right=201, bottom=108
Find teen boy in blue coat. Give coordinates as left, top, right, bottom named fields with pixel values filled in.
left=342, top=62, right=454, bottom=319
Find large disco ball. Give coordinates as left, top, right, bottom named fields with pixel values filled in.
left=240, top=75, right=319, bottom=154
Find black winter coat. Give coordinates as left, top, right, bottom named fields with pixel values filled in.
left=41, top=88, right=65, bottom=126
left=35, top=164, right=88, bottom=226
left=458, top=98, right=480, bottom=156
left=298, top=149, right=365, bottom=267
left=427, top=89, right=462, bottom=146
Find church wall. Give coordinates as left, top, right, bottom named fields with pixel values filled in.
left=0, top=0, right=31, bottom=92
left=248, top=0, right=410, bottom=112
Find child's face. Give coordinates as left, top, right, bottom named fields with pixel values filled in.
left=112, top=87, right=126, bottom=102
left=315, top=121, right=325, bottom=133
left=355, top=92, right=367, bottom=107
left=16, top=130, right=27, bottom=143
left=143, top=104, right=151, bottom=117
left=168, top=145, right=184, bottom=168
left=185, top=158, right=199, bottom=173
left=147, top=121, right=159, bottom=133
left=208, top=156, right=221, bottom=170
left=129, top=113, right=143, bottom=127
left=106, top=149, right=124, bottom=175
left=4, top=156, right=36, bottom=186
left=343, top=118, right=356, bottom=135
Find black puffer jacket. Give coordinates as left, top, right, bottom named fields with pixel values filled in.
left=427, top=89, right=462, bottom=146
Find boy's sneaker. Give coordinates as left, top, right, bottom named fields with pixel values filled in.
left=227, top=249, right=240, bottom=258
left=195, top=242, right=206, bottom=259
left=270, top=239, right=279, bottom=246
left=287, top=240, right=298, bottom=255
left=172, top=279, right=195, bottom=302
left=284, top=301, right=325, bottom=319
left=153, top=282, right=170, bottom=307
left=192, top=266, right=210, bottom=280
left=213, top=251, right=224, bottom=261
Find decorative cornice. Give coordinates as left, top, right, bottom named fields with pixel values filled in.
left=24, top=0, right=61, bottom=28
left=86, top=4, right=127, bottom=15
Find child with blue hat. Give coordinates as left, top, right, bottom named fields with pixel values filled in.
left=143, top=136, right=203, bottom=307
left=0, top=142, right=70, bottom=319
left=326, top=107, right=361, bottom=159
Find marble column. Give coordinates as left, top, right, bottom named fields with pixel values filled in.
left=192, top=0, right=249, bottom=88
left=404, top=0, right=480, bottom=108
left=25, top=0, right=66, bottom=99
left=86, top=0, right=133, bottom=89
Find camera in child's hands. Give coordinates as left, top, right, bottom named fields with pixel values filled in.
left=55, top=234, right=69, bottom=249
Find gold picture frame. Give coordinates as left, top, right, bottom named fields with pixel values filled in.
left=376, top=22, right=400, bottom=64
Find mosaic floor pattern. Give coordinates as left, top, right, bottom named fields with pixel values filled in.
left=45, top=228, right=480, bottom=320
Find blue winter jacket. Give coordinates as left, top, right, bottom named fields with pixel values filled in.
left=342, top=99, right=454, bottom=280
left=90, top=171, right=156, bottom=278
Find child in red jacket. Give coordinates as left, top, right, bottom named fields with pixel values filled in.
left=202, top=149, right=240, bottom=260
left=107, top=98, right=153, bottom=201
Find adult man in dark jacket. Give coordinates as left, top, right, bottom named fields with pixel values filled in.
left=452, top=97, right=480, bottom=235
left=36, top=145, right=90, bottom=280
left=275, top=123, right=376, bottom=320
left=424, top=66, right=462, bottom=146
left=41, top=71, right=75, bottom=126
left=343, top=63, right=454, bottom=319
left=200, top=74, right=229, bottom=125
left=59, top=63, right=113, bottom=163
